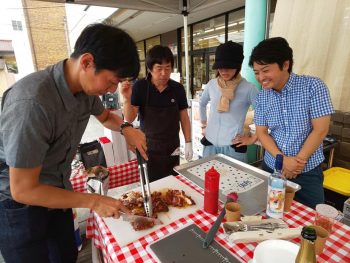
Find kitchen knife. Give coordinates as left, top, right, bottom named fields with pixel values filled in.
left=203, top=194, right=236, bottom=248
left=203, top=206, right=226, bottom=248
left=120, top=212, right=162, bottom=225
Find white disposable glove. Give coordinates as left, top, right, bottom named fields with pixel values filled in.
left=185, top=142, right=193, bottom=161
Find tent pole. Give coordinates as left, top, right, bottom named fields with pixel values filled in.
left=242, top=0, right=267, bottom=89
left=183, top=15, right=190, bottom=99
left=182, top=0, right=190, bottom=99
left=242, top=0, right=268, bottom=163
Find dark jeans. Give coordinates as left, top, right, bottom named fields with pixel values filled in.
left=262, top=161, right=324, bottom=209
left=0, top=199, right=78, bottom=263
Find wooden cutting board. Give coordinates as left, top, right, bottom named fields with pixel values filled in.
left=103, top=175, right=204, bottom=247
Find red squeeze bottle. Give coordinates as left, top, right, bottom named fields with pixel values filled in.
left=204, top=167, right=220, bottom=215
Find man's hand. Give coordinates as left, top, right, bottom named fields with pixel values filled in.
left=232, top=134, right=256, bottom=146
left=120, top=81, right=132, bottom=100
left=201, top=127, right=206, bottom=136
left=282, top=156, right=306, bottom=179
left=91, top=195, right=130, bottom=218
left=123, top=127, right=148, bottom=160
left=185, top=142, right=193, bottom=161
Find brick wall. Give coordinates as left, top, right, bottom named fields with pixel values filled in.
left=328, top=111, right=350, bottom=169
left=23, top=0, right=68, bottom=70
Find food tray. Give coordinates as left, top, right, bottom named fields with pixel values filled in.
left=324, top=167, right=350, bottom=196
left=174, top=154, right=301, bottom=215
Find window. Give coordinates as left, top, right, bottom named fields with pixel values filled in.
left=136, top=41, right=145, bottom=61
left=12, top=20, right=23, bottom=31
left=136, top=41, right=146, bottom=78
left=181, top=55, right=191, bottom=88
left=145, top=36, right=160, bottom=52
left=228, top=9, right=245, bottom=43
left=161, top=30, right=178, bottom=72
left=139, top=61, right=146, bottom=79
left=180, top=26, right=191, bottom=52
left=193, top=15, right=225, bottom=50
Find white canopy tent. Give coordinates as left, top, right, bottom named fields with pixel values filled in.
left=58, top=0, right=239, bottom=14
left=38, top=0, right=244, bottom=97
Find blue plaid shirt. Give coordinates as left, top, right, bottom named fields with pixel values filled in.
left=254, top=73, right=334, bottom=172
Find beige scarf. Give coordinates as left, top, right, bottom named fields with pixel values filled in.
left=216, top=74, right=242, bottom=112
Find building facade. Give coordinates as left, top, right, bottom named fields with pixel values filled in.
left=109, top=2, right=276, bottom=97
left=23, top=0, right=69, bottom=70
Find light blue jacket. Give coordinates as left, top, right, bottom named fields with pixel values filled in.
left=199, top=77, right=258, bottom=146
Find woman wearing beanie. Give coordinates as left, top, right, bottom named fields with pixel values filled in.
left=199, top=41, right=258, bottom=162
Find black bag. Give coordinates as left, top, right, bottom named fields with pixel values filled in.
left=200, top=136, right=213, bottom=146
left=79, top=140, right=107, bottom=169
left=230, top=143, right=247, bottom=153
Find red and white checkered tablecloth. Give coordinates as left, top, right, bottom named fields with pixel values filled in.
left=85, top=175, right=350, bottom=263
left=70, top=160, right=139, bottom=193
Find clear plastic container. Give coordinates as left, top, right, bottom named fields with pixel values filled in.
left=314, top=204, right=339, bottom=233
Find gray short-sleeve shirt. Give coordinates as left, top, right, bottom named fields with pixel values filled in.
left=0, top=60, right=105, bottom=201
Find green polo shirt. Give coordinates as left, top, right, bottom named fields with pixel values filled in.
left=0, top=60, right=104, bottom=201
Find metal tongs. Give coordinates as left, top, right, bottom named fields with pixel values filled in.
left=136, top=149, right=153, bottom=217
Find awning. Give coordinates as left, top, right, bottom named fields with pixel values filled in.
left=37, top=0, right=244, bottom=97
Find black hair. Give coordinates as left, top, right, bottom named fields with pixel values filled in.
left=71, top=23, right=140, bottom=79
left=215, top=66, right=241, bottom=79
left=249, top=37, right=294, bottom=73
left=146, top=45, right=174, bottom=71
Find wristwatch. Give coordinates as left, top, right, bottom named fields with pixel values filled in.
left=120, top=122, right=133, bottom=135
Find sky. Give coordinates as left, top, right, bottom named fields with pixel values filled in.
left=0, top=0, right=24, bottom=40
left=65, top=3, right=117, bottom=50
left=0, top=1, right=117, bottom=78
left=0, top=1, right=117, bottom=52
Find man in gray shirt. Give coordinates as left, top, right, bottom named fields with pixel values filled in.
left=0, top=24, right=147, bottom=263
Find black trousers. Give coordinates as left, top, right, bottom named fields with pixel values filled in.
left=262, top=161, right=324, bottom=209
left=147, top=154, right=179, bottom=182
left=0, top=199, right=78, bottom=263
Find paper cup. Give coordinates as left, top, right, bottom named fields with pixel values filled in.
left=284, top=186, right=295, bottom=212
left=314, top=204, right=338, bottom=233
left=308, top=225, right=329, bottom=255
left=225, top=202, right=241, bottom=222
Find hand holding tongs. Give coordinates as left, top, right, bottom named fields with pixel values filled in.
left=136, top=149, right=153, bottom=217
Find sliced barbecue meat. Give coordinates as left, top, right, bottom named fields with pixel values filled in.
left=131, top=207, right=146, bottom=216
left=118, top=188, right=195, bottom=231
left=151, top=191, right=169, bottom=213
left=164, top=189, right=196, bottom=207
left=119, top=191, right=144, bottom=210
left=131, top=217, right=155, bottom=231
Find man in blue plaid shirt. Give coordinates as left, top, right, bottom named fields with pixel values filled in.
left=249, top=37, right=334, bottom=209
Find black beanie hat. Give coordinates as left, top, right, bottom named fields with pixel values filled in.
left=212, top=41, right=244, bottom=69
